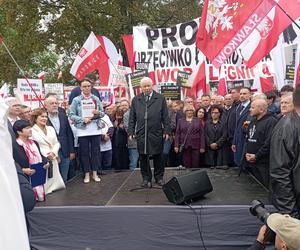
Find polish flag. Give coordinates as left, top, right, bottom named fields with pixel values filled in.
left=37, top=71, right=45, bottom=81
left=239, top=0, right=300, bottom=68
left=252, top=63, right=274, bottom=92
left=96, top=35, right=120, bottom=86
left=0, top=83, right=9, bottom=98
left=187, top=60, right=209, bottom=98
left=196, top=0, right=276, bottom=68
left=122, top=34, right=135, bottom=71
left=217, top=67, right=227, bottom=96
left=70, top=32, right=109, bottom=81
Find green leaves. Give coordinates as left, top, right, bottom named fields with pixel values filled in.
left=0, top=0, right=201, bottom=86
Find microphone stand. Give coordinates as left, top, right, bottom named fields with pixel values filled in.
left=130, top=94, right=161, bottom=202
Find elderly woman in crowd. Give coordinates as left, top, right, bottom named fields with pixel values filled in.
left=69, top=78, right=105, bottom=183
left=174, top=105, right=205, bottom=168
left=12, top=119, right=49, bottom=201
left=205, top=105, right=228, bottom=169
left=31, top=108, right=65, bottom=194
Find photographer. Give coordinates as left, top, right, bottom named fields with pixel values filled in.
left=249, top=213, right=300, bottom=250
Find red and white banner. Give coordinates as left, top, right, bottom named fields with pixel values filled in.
left=70, top=32, right=108, bottom=80
left=239, top=0, right=300, bottom=68
left=133, top=19, right=202, bottom=88
left=197, top=0, right=276, bottom=68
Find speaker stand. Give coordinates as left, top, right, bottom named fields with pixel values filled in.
left=130, top=155, right=161, bottom=203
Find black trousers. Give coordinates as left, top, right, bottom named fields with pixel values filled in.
left=78, top=135, right=101, bottom=173
left=139, top=153, right=164, bottom=181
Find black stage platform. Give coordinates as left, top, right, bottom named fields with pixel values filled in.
left=37, top=168, right=270, bottom=207
left=29, top=168, right=273, bottom=250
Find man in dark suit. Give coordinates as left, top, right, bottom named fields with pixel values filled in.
left=44, top=94, right=75, bottom=182
left=128, top=77, right=171, bottom=187
left=232, top=87, right=251, bottom=169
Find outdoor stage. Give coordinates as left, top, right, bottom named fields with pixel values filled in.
left=28, top=168, right=274, bottom=250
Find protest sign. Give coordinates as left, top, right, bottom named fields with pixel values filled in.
left=17, top=79, right=43, bottom=108
left=44, top=83, right=64, bottom=100
left=160, top=86, right=181, bottom=100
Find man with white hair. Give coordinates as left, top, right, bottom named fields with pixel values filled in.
left=128, top=77, right=171, bottom=187
left=244, top=98, right=277, bottom=188
left=44, top=94, right=75, bottom=182
left=5, top=97, right=21, bottom=139
left=280, top=93, right=294, bottom=116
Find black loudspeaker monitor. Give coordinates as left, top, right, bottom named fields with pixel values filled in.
left=162, top=170, right=213, bottom=204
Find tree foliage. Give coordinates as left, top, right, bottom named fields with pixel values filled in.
left=0, top=0, right=201, bottom=85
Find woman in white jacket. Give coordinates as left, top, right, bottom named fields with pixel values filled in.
left=31, top=108, right=65, bottom=194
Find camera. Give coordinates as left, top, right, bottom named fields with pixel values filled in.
left=250, top=200, right=270, bottom=223
left=250, top=200, right=275, bottom=243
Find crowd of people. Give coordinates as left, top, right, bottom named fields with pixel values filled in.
left=4, top=74, right=300, bottom=222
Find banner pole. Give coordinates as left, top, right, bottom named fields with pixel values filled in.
left=1, top=40, right=44, bottom=107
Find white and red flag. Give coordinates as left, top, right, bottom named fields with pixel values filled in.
left=239, top=0, right=300, bottom=68
left=197, top=0, right=276, bottom=68
left=37, top=71, right=46, bottom=81
left=188, top=61, right=209, bottom=98
left=96, top=35, right=120, bottom=86
left=70, top=32, right=109, bottom=80
left=217, top=66, right=227, bottom=96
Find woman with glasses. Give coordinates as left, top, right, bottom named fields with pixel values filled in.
left=174, top=105, right=205, bottom=169
left=204, top=105, right=228, bottom=169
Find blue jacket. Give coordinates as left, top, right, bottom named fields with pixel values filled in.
left=69, top=94, right=104, bottom=128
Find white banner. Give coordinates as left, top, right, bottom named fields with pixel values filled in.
left=44, top=83, right=64, bottom=100
left=133, top=19, right=201, bottom=85
left=17, top=79, right=43, bottom=108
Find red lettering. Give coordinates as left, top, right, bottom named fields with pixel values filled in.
left=156, top=69, right=171, bottom=82
left=209, top=66, right=218, bottom=81
left=227, top=66, right=236, bottom=80
left=171, top=68, right=179, bottom=82
left=236, top=66, right=246, bottom=79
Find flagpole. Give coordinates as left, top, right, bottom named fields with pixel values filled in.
left=275, top=1, right=300, bottom=30
left=1, top=40, right=44, bottom=107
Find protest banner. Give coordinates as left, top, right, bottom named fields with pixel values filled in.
left=97, top=87, right=113, bottom=107
left=126, top=70, right=149, bottom=97
left=160, top=86, right=181, bottom=100
left=108, top=64, right=131, bottom=87
left=133, top=19, right=200, bottom=86
left=176, top=71, right=191, bottom=88
left=44, top=83, right=64, bottom=100
left=17, top=79, right=43, bottom=108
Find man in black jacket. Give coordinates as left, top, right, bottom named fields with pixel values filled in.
left=128, top=77, right=171, bottom=187
left=244, top=98, right=277, bottom=188
left=270, top=87, right=300, bottom=218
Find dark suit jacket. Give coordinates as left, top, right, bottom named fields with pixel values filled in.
left=232, top=102, right=251, bottom=166
left=13, top=140, right=46, bottom=174
left=128, top=91, right=171, bottom=155
left=47, top=109, right=75, bottom=158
